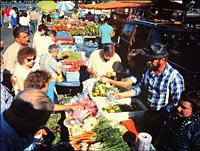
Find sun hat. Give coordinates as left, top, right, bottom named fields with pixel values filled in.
left=142, top=42, right=169, bottom=59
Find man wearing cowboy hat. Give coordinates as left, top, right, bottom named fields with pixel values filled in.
left=114, top=42, right=185, bottom=143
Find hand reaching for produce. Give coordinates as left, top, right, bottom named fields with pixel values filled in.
left=57, top=51, right=70, bottom=59
left=72, top=105, right=84, bottom=111
left=114, top=92, right=125, bottom=99
left=114, top=89, right=136, bottom=99
left=101, top=77, right=110, bottom=83
left=92, top=72, right=98, bottom=78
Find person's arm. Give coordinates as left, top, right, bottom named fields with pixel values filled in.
left=86, top=67, right=97, bottom=78
left=165, top=71, right=185, bottom=112
left=54, top=104, right=82, bottom=111
left=101, top=77, right=133, bottom=88
left=114, top=88, right=136, bottom=99
left=57, top=51, right=70, bottom=59
left=85, top=52, right=98, bottom=78
left=98, top=30, right=102, bottom=39
left=16, top=76, right=25, bottom=92
left=57, top=66, right=62, bottom=75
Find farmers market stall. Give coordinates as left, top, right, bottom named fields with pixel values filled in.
left=55, top=41, right=84, bottom=95
left=59, top=79, right=155, bottom=151
left=35, top=78, right=158, bottom=151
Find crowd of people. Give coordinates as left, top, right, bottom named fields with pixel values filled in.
left=0, top=4, right=200, bottom=151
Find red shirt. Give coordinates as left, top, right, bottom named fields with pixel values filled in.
left=3, top=7, right=11, bottom=16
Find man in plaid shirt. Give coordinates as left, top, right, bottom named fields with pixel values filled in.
left=115, top=42, right=185, bottom=142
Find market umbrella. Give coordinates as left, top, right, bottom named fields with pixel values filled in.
left=57, top=1, right=75, bottom=11
left=37, top=1, right=57, bottom=11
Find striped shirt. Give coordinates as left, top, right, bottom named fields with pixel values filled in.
left=133, top=63, right=185, bottom=112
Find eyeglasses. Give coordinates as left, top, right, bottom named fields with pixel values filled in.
left=26, top=57, right=36, bottom=62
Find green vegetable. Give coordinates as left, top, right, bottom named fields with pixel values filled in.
left=94, top=116, right=130, bottom=151
left=46, top=113, right=61, bottom=144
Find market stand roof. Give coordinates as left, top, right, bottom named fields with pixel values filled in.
left=80, top=1, right=141, bottom=10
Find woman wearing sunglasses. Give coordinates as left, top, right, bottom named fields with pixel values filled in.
left=13, top=46, right=37, bottom=95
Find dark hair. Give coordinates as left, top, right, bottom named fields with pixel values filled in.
left=12, top=7, right=18, bottom=13
left=17, top=46, right=37, bottom=65
left=47, top=30, right=57, bottom=37
left=32, top=7, right=36, bottom=11
left=24, top=70, right=52, bottom=89
left=20, top=11, right=27, bottom=17
left=88, top=11, right=92, bottom=15
left=104, top=17, right=109, bottom=23
left=38, top=23, right=48, bottom=32
left=180, top=90, right=200, bottom=112
left=13, top=27, right=28, bottom=38
left=103, top=44, right=115, bottom=54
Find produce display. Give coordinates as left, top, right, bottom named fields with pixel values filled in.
left=91, top=80, right=118, bottom=97
left=61, top=51, right=82, bottom=61
left=103, top=103, right=140, bottom=113
left=61, top=51, right=84, bottom=72
left=65, top=115, right=128, bottom=151
left=46, top=113, right=62, bottom=145
left=93, top=116, right=130, bottom=151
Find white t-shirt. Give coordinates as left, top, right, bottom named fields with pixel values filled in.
left=9, top=9, right=17, bottom=18
left=86, top=49, right=123, bottom=77
left=13, top=65, right=31, bottom=94
left=33, top=32, right=54, bottom=57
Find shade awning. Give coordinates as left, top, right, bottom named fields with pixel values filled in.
left=80, top=1, right=141, bottom=10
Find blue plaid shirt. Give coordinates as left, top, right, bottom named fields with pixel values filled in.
left=133, top=63, right=185, bottom=112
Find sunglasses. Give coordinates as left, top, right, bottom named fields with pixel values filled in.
left=26, top=57, right=36, bottom=62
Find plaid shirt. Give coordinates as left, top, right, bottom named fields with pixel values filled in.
left=133, top=63, right=185, bottom=112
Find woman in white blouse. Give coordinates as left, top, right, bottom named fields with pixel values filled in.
left=13, top=46, right=36, bottom=95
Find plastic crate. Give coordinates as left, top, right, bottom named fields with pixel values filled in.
left=74, top=36, right=84, bottom=44
left=94, top=97, right=147, bottom=123
left=60, top=45, right=78, bottom=52
left=64, top=72, right=80, bottom=82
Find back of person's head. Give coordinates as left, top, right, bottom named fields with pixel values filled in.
left=13, top=26, right=28, bottom=39
left=38, top=23, right=48, bottom=32
left=180, top=90, right=200, bottom=112
left=24, top=70, right=52, bottom=90
left=17, top=46, right=37, bottom=65
left=20, top=11, right=27, bottom=17
left=88, top=11, right=92, bottom=15
left=8, top=88, right=53, bottom=136
left=103, top=44, right=115, bottom=54
left=32, top=7, right=36, bottom=11
left=48, top=43, right=60, bottom=53
left=104, top=17, right=109, bottom=23
left=12, top=7, right=18, bottom=13
left=47, top=30, right=57, bottom=38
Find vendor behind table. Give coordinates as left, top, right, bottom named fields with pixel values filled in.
left=101, top=49, right=146, bottom=89
left=86, top=43, right=123, bottom=79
